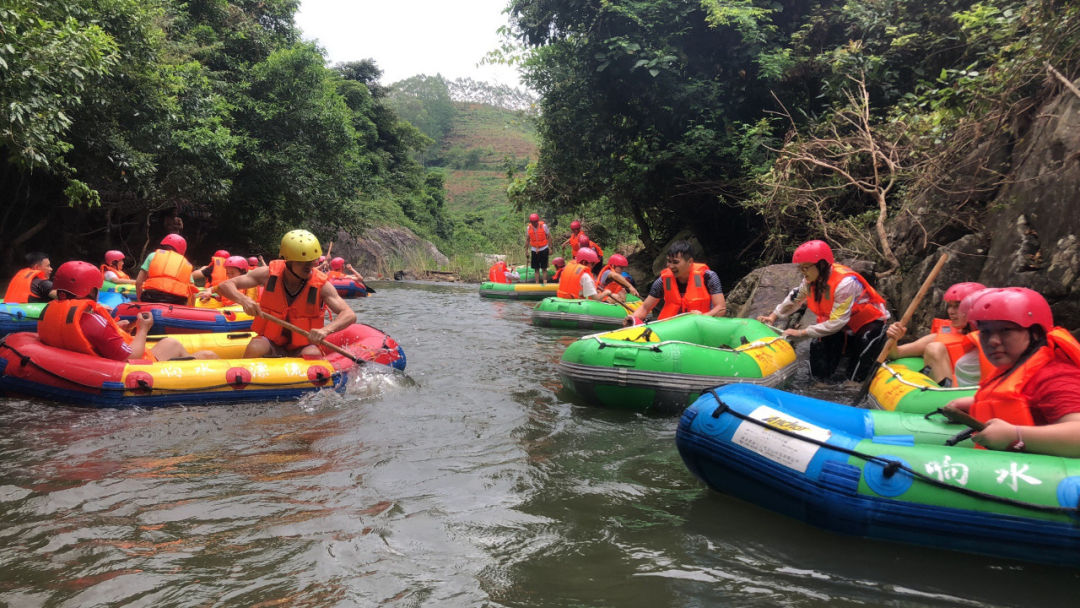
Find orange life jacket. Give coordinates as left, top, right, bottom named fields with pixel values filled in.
left=326, top=270, right=347, bottom=281
left=805, top=264, right=886, bottom=333
left=597, top=264, right=624, bottom=295
left=658, top=263, right=712, bottom=320
left=970, top=328, right=1080, bottom=427
left=929, top=317, right=974, bottom=374
left=100, top=264, right=131, bottom=281
left=209, top=256, right=228, bottom=287
left=37, top=299, right=154, bottom=361
left=488, top=261, right=509, bottom=284
left=576, top=237, right=603, bottom=260
left=250, top=260, right=328, bottom=349
left=570, top=231, right=583, bottom=256
left=556, top=261, right=591, bottom=299
left=4, top=268, right=46, bottom=303
left=553, top=267, right=563, bottom=281
left=143, top=249, right=195, bottom=301
left=528, top=222, right=549, bottom=249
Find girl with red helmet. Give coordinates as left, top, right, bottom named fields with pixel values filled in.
left=101, top=250, right=136, bottom=285
left=883, top=282, right=986, bottom=386
left=556, top=247, right=611, bottom=301
left=596, top=254, right=639, bottom=302
left=945, top=288, right=1080, bottom=456
left=195, top=256, right=257, bottom=306
left=758, top=239, right=890, bottom=383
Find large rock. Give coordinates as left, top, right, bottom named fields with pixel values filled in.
left=326, top=226, right=449, bottom=278
left=725, top=264, right=814, bottom=327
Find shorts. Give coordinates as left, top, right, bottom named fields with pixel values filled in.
left=140, top=289, right=189, bottom=305
left=530, top=248, right=549, bottom=270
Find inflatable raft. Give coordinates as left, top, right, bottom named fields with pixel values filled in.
left=113, top=302, right=254, bottom=334
left=531, top=296, right=643, bottom=330
left=512, top=266, right=556, bottom=282
left=676, top=383, right=1080, bottom=566
left=868, top=356, right=976, bottom=414
left=2, top=292, right=125, bottom=336
left=559, top=314, right=798, bottom=412
left=0, top=324, right=406, bottom=407
left=101, top=280, right=136, bottom=296
left=332, top=278, right=368, bottom=298
left=478, top=282, right=558, bottom=300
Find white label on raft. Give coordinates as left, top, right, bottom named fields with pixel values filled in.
left=731, top=406, right=832, bottom=473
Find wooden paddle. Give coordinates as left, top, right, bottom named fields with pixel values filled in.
left=603, top=293, right=635, bottom=313
left=256, top=311, right=396, bottom=372
left=851, top=252, right=950, bottom=405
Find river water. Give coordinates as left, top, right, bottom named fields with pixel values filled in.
left=0, top=281, right=1077, bottom=607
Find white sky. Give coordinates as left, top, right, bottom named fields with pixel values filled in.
left=295, top=0, right=524, bottom=89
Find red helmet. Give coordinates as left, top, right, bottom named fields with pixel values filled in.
left=552, top=257, right=566, bottom=268
left=160, top=233, right=187, bottom=255
left=575, top=247, right=599, bottom=264
left=967, top=287, right=1053, bottom=331
left=104, top=250, right=125, bottom=265
left=318, top=255, right=327, bottom=264
left=792, top=240, right=834, bottom=265
left=958, top=288, right=996, bottom=321
left=529, top=213, right=540, bottom=222
left=53, top=261, right=103, bottom=299
left=224, top=255, right=249, bottom=271
left=943, top=281, right=986, bottom=303
left=213, top=249, right=230, bottom=259
left=608, top=254, right=628, bottom=267
left=247, top=256, right=259, bottom=268
left=331, top=257, right=345, bottom=270
left=578, top=234, right=590, bottom=246
left=570, top=220, right=581, bottom=230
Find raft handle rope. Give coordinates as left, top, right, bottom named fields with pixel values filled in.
left=590, top=335, right=788, bottom=355
left=0, top=341, right=371, bottom=393
left=705, top=388, right=1080, bottom=515
left=881, top=360, right=976, bottom=395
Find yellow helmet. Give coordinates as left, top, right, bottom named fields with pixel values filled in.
left=279, top=229, right=322, bottom=262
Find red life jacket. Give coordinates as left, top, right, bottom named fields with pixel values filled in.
left=37, top=299, right=154, bottom=361
left=965, top=331, right=999, bottom=382
left=488, top=261, right=509, bottom=284
left=209, top=256, right=228, bottom=287
left=143, top=249, right=195, bottom=301
left=552, top=267, right=563, bottom=281
left=805, top=264, right=886, bottom=333
left=326, top=270, right=346, bottom=281
left=658, top=263, right=712, bottom=320
left=250, top=260, right=328, bottom=349
left=970, top=328, right=1080, bottom=427
left=556, top=261, right=591, bottom=299
left=570, top=231, right=583, bottom=257
left=528, top=222, right=549, bottom=248
left=4, top=268, right=45, bottom=303
left=100, top=264, right=131, bottom=281
left=597, top=264, right=624, bottom=295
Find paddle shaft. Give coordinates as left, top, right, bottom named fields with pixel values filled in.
left=942, top=405, right=986, bottom=431
left=852, top=252, right=949, bottom=405
left=257, top=311, right=361, bottom=363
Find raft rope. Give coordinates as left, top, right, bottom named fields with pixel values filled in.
left=0, top=338, right=400, bottom=394
left=593, top=334, right=788, bottom=354
left=704, top=388, right=1080, bottom=515
left=878, top=362, right=974, bottom=393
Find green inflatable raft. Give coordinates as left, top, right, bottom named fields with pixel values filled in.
left=479, top=282, right=559, bottom=300
left=868, top=356, right=976, bottom=414
left=531, top=295, right=643, bottom=330
left=559, top=314, right=798, bottom=412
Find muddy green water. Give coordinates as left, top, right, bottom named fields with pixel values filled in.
left=0, top=281, right=1077, bottom=607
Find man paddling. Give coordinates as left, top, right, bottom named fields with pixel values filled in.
left=216, top=229, right=355, bottom=359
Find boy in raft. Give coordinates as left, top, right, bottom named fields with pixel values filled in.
left=626, top=241, right=726, bottom=325
left=327, top=257, right=366, bottom=284
left=486, top=259, right=518, bottom=284
left=192, top=249, right=231, bottom=288
left=135, top=234, right=197, bottom=306
left=556, top=247, right=612, bottom=301
left=525, top=213, right=551, bottom=285
left=757, top=240, right=889, bottom=383
left=195, top=256, right=257, bottom=305
left=884, top=282, right=985, bottom=387
left=596, top=254, right=640, bottom=302
left=40, top=261, right=216, bottom=361
left=101, top=250, right=136, bottom=285
left=945, top=288, right=1080, bottom=456
left=4, top=252, right=55, bottom=303
left=216, top=229, right=356, bottom=359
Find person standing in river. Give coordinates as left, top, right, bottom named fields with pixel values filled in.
left=758, top=239, right=889, bottom=384
left=525, top=213, right=551, bottom=285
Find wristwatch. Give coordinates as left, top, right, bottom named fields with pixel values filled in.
left=1007, top=427, right=1025, bottom=452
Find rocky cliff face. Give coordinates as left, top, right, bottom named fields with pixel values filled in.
left=326, top=226, right=449, bottom=279
left=731, top=87, right=1080, bottom=335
